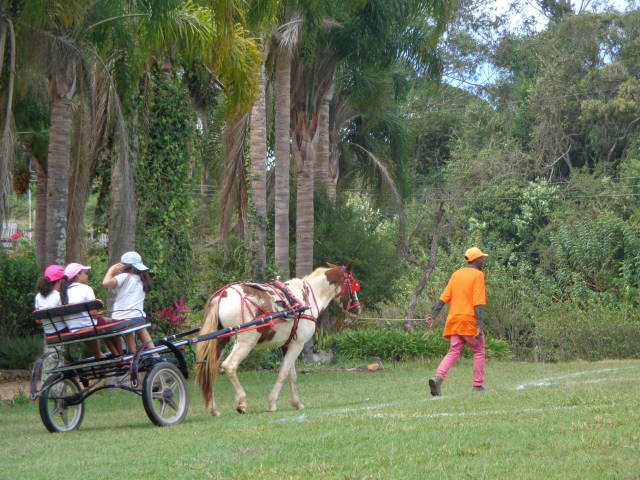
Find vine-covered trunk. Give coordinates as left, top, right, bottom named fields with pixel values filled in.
left=45, top=94, right=73, bottom=265
left=274, top=46, right=291, bottom=278
left=249, top=65, right=267, bottom=279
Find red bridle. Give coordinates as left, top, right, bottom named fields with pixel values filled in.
left=338, top=271, right=362, bottom=312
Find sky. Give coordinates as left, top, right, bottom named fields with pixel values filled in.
left=492, top=0, right=636, bottom=32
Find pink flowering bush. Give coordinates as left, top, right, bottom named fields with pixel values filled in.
left=155, top=297, right=189, bottom=335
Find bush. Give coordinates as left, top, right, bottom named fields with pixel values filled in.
left=0, top=248, right=40, bottom=338
left=0, top=335, right=43, bottom=369
left=533, top=304, right=640, bottom=362
left=332, top=327, right=511, bottom=361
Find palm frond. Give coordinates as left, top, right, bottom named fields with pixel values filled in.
left=219, top=112, right=250, bottom=254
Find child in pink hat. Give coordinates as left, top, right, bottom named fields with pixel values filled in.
left=34, top=265, right=66, bottom=334
left=61, top=262, right=122, bottom=359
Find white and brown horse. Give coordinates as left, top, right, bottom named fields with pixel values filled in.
left=195, top=263, right=361, bottom=415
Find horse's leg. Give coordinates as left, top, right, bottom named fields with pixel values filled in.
left=267, top=341, right=305, bottom=412
left=287, top=363, right=304, bottom=410
left=221, top=335, right=259, bottom=414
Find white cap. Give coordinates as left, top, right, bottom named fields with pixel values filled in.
left=120, top=251, right=148, bottom=271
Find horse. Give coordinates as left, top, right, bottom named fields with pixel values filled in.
left=195, top=263, right=362, bottom=415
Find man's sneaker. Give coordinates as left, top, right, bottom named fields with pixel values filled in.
left=472, top=385, right=487, bottom=392
left=428, top=377, right=443, bottom=396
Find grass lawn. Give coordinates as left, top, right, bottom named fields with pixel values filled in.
left=1, top=358, right=639, bottom=480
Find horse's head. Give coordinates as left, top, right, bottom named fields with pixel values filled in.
left=326, top=262, right=362, bottom=315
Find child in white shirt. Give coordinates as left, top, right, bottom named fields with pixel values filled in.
left=102, top=251, right=156, bottom=354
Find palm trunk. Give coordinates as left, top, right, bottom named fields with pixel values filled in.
left=45, top=94, right=74, bottom=265
left=0, top=18, right=15, bottom=228
left=33, top=158, right=47, bottom=268
left=66, top=102, right=94, bottom=262
left=328, top=120, right=340, bottom=201
left=249, top=65, right=268, bottom=280
left=293, top=122, right=316, bottom=277
left=274, top=46, right=291, bottom=278
left=315, top=77, right=334, bottom=191
left=108, top=125, right=136, bottom=267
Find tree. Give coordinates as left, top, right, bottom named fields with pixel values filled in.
left=0, top=5, right=16, bottom=230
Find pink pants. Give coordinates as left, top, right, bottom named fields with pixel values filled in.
left=435, top=335, right=485, bottom=387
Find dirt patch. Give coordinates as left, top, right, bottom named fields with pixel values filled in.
left=0, top=370, right=31, bottom=401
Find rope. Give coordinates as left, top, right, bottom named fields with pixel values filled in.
left=343, top=313, right=435, bottom=340
left=346, top=316, right=427, bottom=322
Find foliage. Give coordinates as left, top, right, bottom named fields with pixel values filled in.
left=0, top=247, right=40, bottom=338
left=155, top=297, right=189, bottom=336
left=333, top=327, right=511, bottom=361
left=0, top=334, right=42, bottom=369
left=533, top=304, right=640, bottom=362
left=314, top=191, right=406, bottom=310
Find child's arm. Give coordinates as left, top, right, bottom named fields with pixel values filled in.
left=102, top=263, right=125, bottom=288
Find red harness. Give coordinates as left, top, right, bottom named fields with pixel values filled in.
left=210, top=270, right=360, bottom=347
left=210, top=280, right=319, bottom=347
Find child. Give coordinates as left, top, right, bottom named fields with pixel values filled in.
left=102, top=251, right=156, bottom=354
left=61, top=262, right=122, bottom=359
left=34, top=264, right=66, bottom=334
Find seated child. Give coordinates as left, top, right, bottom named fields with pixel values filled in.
left=61, top=262, right=123, bottom=359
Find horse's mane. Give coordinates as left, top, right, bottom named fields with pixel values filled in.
left=284, top=266, right=332, bottom=284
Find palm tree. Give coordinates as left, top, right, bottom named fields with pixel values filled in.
left=249, top=64, right=268, bottom=279
left=290, top=0, right=452, bottom=275
left=0, top=7, right=16, bottom=230
left=272, top=9, right=301, bottom=278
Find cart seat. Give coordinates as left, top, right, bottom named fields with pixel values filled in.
left=33, top=300, right=150, bottom=346
left=45, top=317, right=150, bottom=345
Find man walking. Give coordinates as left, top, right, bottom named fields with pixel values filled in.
left=426, top=247, right=488, bottom=396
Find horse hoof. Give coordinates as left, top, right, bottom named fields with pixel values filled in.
left=236, top=407, right=246, bottom=414
left=211, top=410, right=220, bottom=417
left=293, top=403, right=305, bottom=411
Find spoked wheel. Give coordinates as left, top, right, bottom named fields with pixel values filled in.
left=38, top=377, right=85, bottom=433
left=142, top=361, right=188, bottom=427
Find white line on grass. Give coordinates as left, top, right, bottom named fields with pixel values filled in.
left=267, top=365, right=640, bottom=425
left=369, top=403, right=621, bottom=420
left=512, top=366, right=640, bottom=390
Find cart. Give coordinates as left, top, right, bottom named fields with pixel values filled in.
left=30, top=299, right=308, bottom=432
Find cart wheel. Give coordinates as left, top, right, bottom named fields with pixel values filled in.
left=142, top=361, right=188, bottom=427
left=38, top=377, right=85, bottom=433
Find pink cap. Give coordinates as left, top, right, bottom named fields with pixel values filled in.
left=43, top=265, right=65, bottom=282
left=64, top=262, right=91, bottom=280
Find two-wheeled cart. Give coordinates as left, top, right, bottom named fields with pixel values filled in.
left=30, top=300, right=308, bottom=432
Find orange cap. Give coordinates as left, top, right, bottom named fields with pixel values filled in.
left=464, top=247, right=488, bottom=262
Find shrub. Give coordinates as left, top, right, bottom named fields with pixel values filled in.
left=0, top=248, right=40, bottom=338
left=0, top=335, right=43, bottom=369
left=332, top=327, right=511, bottom=361
left=533, top=304, right=640, bottom=362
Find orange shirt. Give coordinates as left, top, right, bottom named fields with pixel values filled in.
left=439, top=266, right=486, bottom=338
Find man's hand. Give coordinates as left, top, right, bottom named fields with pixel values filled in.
left=424, top=314, right=434, bottom=329
left=475, top=328, right=483, bottom=340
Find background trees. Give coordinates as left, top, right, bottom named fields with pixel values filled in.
left=3, top=1, right=640, bottom=362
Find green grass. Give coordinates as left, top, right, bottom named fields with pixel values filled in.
left=1, top=359, right=640, bottom=480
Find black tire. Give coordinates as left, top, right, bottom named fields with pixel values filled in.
left=142, top=361, right=188, bottom=427
left=38, top=377, right=85, bottom=433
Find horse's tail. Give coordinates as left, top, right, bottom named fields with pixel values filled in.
left=196, top=295, right=222, bottom=415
